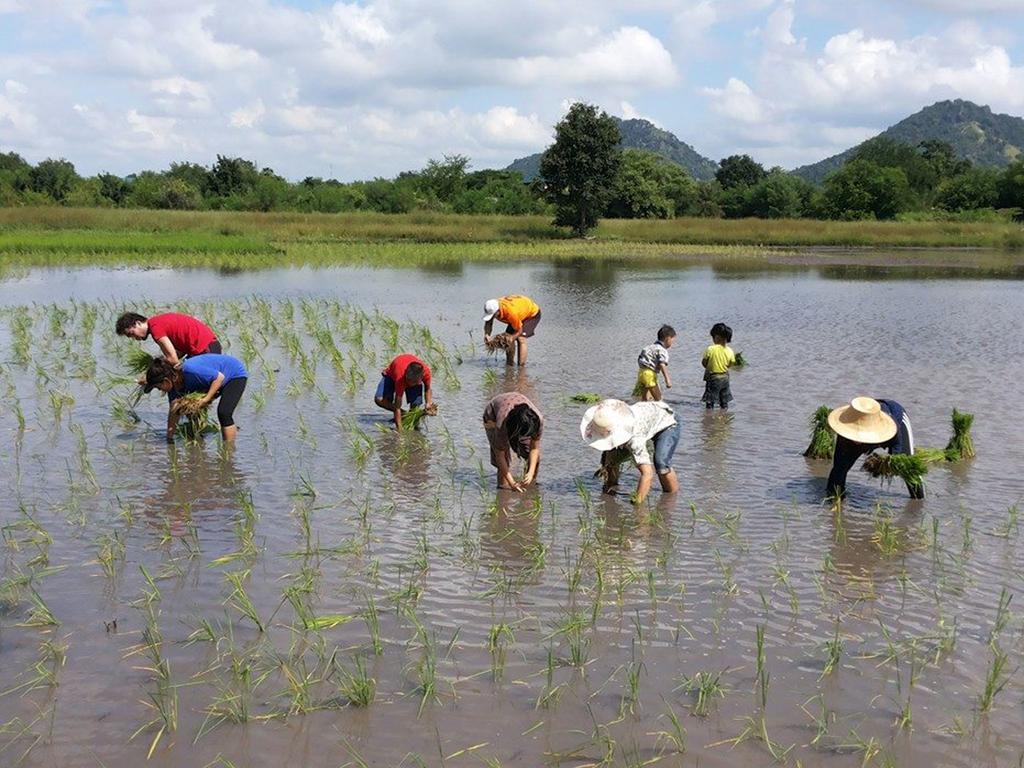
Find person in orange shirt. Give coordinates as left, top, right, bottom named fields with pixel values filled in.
left=483, top=295, right=541, bottom=366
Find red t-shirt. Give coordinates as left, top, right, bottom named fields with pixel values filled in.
left=383, top=354, right=432, bottom=399
left=147, top=313, right=217, bottom=357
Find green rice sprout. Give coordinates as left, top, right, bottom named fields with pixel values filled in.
left=944, top=408, right=975, bottom=461
left=570, top=392, right=602, bottom=403
left=733, top=351, right=747, bottom=367
left=803, top=405, right=835, bottom=459
left=675, top=670, right=726, bottom=717
left=125, top=347, right=155, bottom=374
left=862, top=453, right=928, bottom=494
left=335, top=656, right=376, bottom=707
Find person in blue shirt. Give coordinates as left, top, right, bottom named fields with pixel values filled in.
left=826, top=396, right=924, bottom=500
left=144, top=354, right=248, bottom=442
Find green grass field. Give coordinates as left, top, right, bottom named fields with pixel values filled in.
left=0, top=207, right=1022, bottom=267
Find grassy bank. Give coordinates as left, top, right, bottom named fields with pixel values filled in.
left=0, top=207, right=1022, bottom=267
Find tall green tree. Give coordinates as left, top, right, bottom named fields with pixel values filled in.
left=540, top=102, right=621, bottom=236
left=606, top=149, right=696, bottom=219
left=997, top=159, right=1024, bottom=210
left=934, top=168, right=999, bottom=212
left=715, top=155, right=767, bottom=190
left=28, top=158, right=79, bottom=202
left=821, top=159, right=911, bottom=220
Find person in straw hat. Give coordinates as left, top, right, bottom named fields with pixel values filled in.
left=580, top=399, right=680, bottom=505
left=826, top=396, right=924, bottom=499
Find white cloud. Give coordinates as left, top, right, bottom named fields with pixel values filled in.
left=703, top=13, right=1024, bottom=165
left=230, top=99, right=266, bottom=129
left=703, top=78, right=771, bottom=122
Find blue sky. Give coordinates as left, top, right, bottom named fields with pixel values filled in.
left=2, top=0, right=1023, bottom=179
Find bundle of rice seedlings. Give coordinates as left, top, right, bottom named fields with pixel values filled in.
left=944, top=408, right=975, bottom=461
left=913, top=447, right=948, bottom=463
left=398, top=406, right=430, bottom=431
left=803, top=405, right=836, bottom=459
left=734, top=351, right=747, bottom=368
left=126, top=348, right=155, bottom=374
left=172, top=393, right=215, bottom=437
left=571, top=393, right=602, bottom=404
left=862, top=452, right=928, bottom=493
left=484, top=334, right=513, bottom=354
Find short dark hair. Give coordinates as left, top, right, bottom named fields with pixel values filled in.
left=116, top=312, right=147, bottom=335
left=406, top=362, right=424, bottom=379
left=143, top=357, right=177, bottom=393
left=710, top=322, right=732, bottom=343
left=506, top=403, right=541, bottom=458
left=657, top=324, right=676, bottom=342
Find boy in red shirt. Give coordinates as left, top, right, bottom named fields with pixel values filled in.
left=375, top=354, right=435, bottom=429
left=116, top=311, right=221, bottom=365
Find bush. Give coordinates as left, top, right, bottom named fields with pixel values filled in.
left=821, top=160, right=911, bottom=220
left=935, top=168, right=999, bottom=212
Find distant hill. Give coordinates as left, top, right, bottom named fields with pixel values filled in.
left=793, top=100, right=1024, bottom=184
left=506, top=117, right=718, bottom=182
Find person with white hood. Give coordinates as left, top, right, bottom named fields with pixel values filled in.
left=581, top=398, right=680, bottom=505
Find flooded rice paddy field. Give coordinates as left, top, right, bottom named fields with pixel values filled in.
left=1, top=258, right=1023, bottom=768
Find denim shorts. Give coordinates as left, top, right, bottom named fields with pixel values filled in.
left=652, top=420, right=680, bottom=475
left=375, top=375, right=424, bottom=406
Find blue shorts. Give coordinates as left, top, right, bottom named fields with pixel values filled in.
left=652, top=420, right=680, bottom=475
left=375, top=376, right=424, bottom=407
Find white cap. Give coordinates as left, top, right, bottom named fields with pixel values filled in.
left=483, top=299, right=500, bottom=322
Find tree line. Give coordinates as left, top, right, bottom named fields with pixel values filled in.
left=2, top=102, right=1023, bottom=236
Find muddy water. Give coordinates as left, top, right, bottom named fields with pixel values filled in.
left=1, top=258, right=1023, bottom=768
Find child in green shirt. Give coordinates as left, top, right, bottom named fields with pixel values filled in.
left=701, top=322, right=736, bottom=410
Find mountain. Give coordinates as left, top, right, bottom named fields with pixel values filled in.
left=793, top=100, right=1024, bottom=184
left=506, top=117, right=718, bottom=182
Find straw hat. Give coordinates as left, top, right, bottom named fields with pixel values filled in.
left=483, top=299, right=500, bottom=322
left=828, top=397, right=897, bottom=444
left=580, top=399, right=635, bottom=451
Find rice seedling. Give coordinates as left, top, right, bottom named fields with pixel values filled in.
left=650, top=700, right=688, bottom=756
left=862, top=453, right=927, bottom=495
left=820, top=623, right=843, bottom=679
left=487, top=622, right=515, bottom=681
left=484, top=333, right=513, bottom=354
left=223, top=570, right=265, bottom=632
left=803, top=405, right=835, bottom=459
left=334, top=656, right=376, bottom=707
left=977, top=645, right=1012, bottom=714
left=93, top=530, right=126, bottom=580
left=733, top=351, right=747, bottom=367
left=944, top=408, right=976, bottom=460
left=125, top=347, right=155, bottom=374
left=16, top=588, right=59, bottom=628
left=570, top=392, right=602, bottom=404
left=172, top=393, right=216, bottom=439
left=676, top=670, right=726, bottom=717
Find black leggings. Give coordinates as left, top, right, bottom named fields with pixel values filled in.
left=216, top=377, right=247, bottom=428
left=205, top=340, right=223, bottom=354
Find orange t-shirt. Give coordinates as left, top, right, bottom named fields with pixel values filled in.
left=496, top=295, right=540, bottom=332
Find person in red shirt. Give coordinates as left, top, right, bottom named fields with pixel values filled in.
left=375, top=354, right=435, bottom=429
left=116, top=312, right=221, bottom=365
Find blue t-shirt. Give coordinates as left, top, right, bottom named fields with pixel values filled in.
left=170, top=354, right=247, bottom=399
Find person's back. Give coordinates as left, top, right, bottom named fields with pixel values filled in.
left=635, top=325, right=675, bottom=401
left=181, top=354, right=247, bottom=391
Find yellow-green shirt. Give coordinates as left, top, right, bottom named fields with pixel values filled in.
left=702, top=344, right=735, bottom=374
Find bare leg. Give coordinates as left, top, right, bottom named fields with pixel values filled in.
left=658, top=469, right=678, bottom=494
left=505, top=344, right=515, bottom=367
left=222, top=425, right=238, bottom=442
left=374, top=397, right=396, bottom=412
left=517, top=337, right=528, bottom=366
